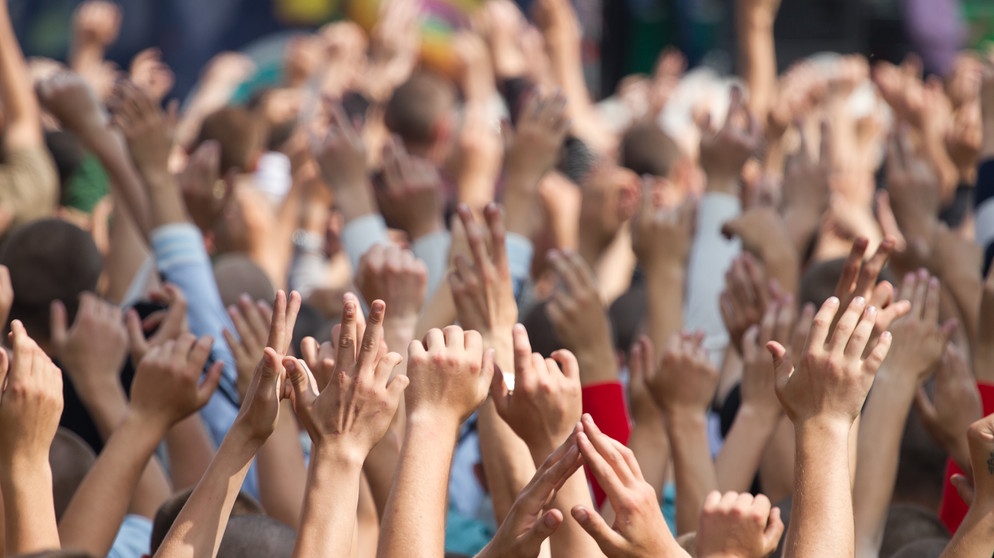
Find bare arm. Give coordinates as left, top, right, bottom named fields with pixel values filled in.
left=735, top=0, right=781, bottom=121
left=0, top=1, right=44, bottom=150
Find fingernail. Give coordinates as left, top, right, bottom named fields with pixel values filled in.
left=854, top=296, right=865, bottom=305
left=543, top=513, right=559, bottom=528
left=573, top=507, right=589, bottom=522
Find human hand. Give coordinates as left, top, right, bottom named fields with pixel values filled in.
left=477, top=432, right=585, bottom=558
left=474, top=0, right=528, bottom=80
left=129, top=48, right=174, bottom=105
left=916, top=344, right=982, bottom=472
left=110, top=80, right=177, bottom=179
left=232, top=290, right=302, bottom=443
left=36, top=72, right=106, bottom=134
left=223, top=296, right=275, bottom=401
left=0, top=265, right=13, bottom=336
left=50, top=293, right=128, bottom=399
left=644, top=332, right=718, bottom=417
left=177, top=140, right=235, bottom=233
left=0, top=322, right=64, bottom=467
left=505, top=90, right=571, bottom=184
left=696, top=491, right=784, bottom=558
left=452, top=31, right=495, bottom=102
left=282, top=35, right=323, bottom=88
left=200, top=52, right=256, bottom=93
left=719, top=254, right=774, bottom=354
left=406, top=326, right=494, bottom=427
left=300, top=292, right=366, bottom=390
left=545, top=250, right=616, bottom=383
left=768, top=64, right=827, bottom=141
left=881, top=270, right=956, bottom=382
left=376, top=138, right=444, bottom=240
left=355, top=244, right=427, bottom=327
left=631, top=189, right=696, bottom=273
left=129, top=333, right=223, bottom=433
left=961, top=412, right=994, bottom=512
left=831, top=237, right=910, bottom=341
left=73, top=1, right=121, bottom=50
left=492, top=324, right=583, bottom=459
left=571, top=415, right=683, bottom=557
left=699, top=87, right=762, bottom=194
left=449, top=204, right=518, bottom=338
left=311, top=103, right=369, bottom=208
left=945, top=103, right=982, bottom=176
left=739, top=295, right=793, bottom=421
left=125, top=285, right=189, bottom=366
left=767, top=295, right=892, bottom=426
left=885, top=131, right=942, bottom=245
left=366, top=0, right=422, bottom=100
left=627, top=336, right=663, bottom=424
left=532, top=0, right=581, bottom=48
left=287, top=299, right=407, bottom=460
left=781, top=120, right=831, bottom=225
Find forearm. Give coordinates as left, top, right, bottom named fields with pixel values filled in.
left=60, top=414, right=166, bottom=557
left=715, top=405, right=780, bottom=492
left=853, top=375, right=916, bottom=557
left=785, top=421, right=854, bottom=558
left=628, top=414, right=670, bottom=498
left=155, top=428, right=260, bottom=558
left=647, top=264, right=687, bottom=357
left=665, top=412, right=719, bottom=535
left=104, top=193, right=153, bottom=304
left=0, top=3, right=42, bottom=148
left=256, top=401, right=308, bottom=529
left=377, top=416, right=458, bottom=558
left=1, top=464, right=59, bottom=555
left=294, top=446, right=365, bottom=558
left=166, top=414, right=216, bottom=491
left=736, top=3, right=778, bottom=119
left=941, top=507, right=994, bottom=558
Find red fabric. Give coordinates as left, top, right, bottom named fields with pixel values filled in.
left=582, top=381, right=632, bottom=508
left=938, top=382, right=994, bottom=533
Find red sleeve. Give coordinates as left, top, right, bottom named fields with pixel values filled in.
left=939, top=382, right=994, bottom=533
left=582, top=381, right=632, bottom=508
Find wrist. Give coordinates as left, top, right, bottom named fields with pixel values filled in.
left=408, top=217, right=444, bottom=242
left=706, top=174, right=740, bottom=195
left=311, top=441, right=367, bottom=470
left=663, top=408, right=709, bottom=430
left=794, top=415, right=852, bottom=442
left=406, top=408, right=462, bottom=438
left=736, top=401, right=782, bottom=428
left=122, top=408, right=172, bottom=441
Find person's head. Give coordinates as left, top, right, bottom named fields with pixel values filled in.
left=213, top=253, right=276, bottom=310
left=620, top=121, right=693, bottom=188
left=384, top=70, right=458, bottom=163
left=50, top=428, right=96, bottom=520
left=0, top=219, right=103, bottom=342
left=195, top=107, right=266, bottom=175
left=880, top=505, right=949, bottom=558
left=151, top=488, right=264, bottom=553
left=888, top=537, right=949, bottom=558
left=216, top=515, right=295, bottom=558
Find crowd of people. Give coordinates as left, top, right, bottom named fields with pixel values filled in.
left=0, top=0, right=993, bottom=556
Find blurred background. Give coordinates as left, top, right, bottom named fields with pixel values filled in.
left=9, top=0, right=994, bottom=100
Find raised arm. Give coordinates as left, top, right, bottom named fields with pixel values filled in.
left=735, top=0, right=781, bottom=119
left=0, top=0, right=44, bottom=150
left=377, top=326, right=494, bottom=558
left=941, top=413, right=994, bottom=558
left=769, top=294, right=893, bottom=558
left=288, top=298, right=407, bottom=558
left=154, top=291, right=296, bottom=558
left=0, top=322, right=64, bottom=556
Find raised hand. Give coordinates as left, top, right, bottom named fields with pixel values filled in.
left=0, top=321, right=64, bottom=466
left=449, top=204, right=518, bottom=337
left=644, top=332, right=718, bottom=417
left=740, top=295, right=793, bottom=420
left=125, top=284, right=189, bottom=366
left=355, top=243, right=428, bottom=326
left=129, top=333, right=223, bottom=432
left=129, top=48, right=174, bottom=104
left=474, top=0, right=528, bottom=80
left=631, top=189, right=696, bottom=273
left=36, top=72, right=106, bottom=134
left=699, top=87, right=762, bottom=194
left=545, top=249, right=617, bottom=384
left=505, top=89, right=571, bottom=184
left=570, top=415, right=685, bottom=557
left=0, top=265, right=11, bottom=336
left=376, top=139, right=444, bottom=240
left=719, top=254, right=773, bottom=354
left=831, top=237, right=910, bottom=340
left=109, top=80, right=175, bottom=178
left=406, top=326, right=494, bottom=426
left=222, top=295, right=275, bottom=401
left=767, top=295, right=892, bottom=426
left=177, top=140, right=234, bottom=233
left=476, top=433, right=584, bottom=558
left=287, top=298, right=407, bottom=460
left=492, top=324, right=583, bottom=459
left=72, top=1, right=121, bottom=50
left=0, top=321, right=63, bottom=555
left=915, top=344, right=982, bottom=472
left=50, top=293, right=128, bottom=400
left=311, top=103, right=372, bottom=220
left=696, top=491, right=784, bottom=558
left=365, top=0, right=422, bottom=101
left=882, top=270, right=956, bottom=382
